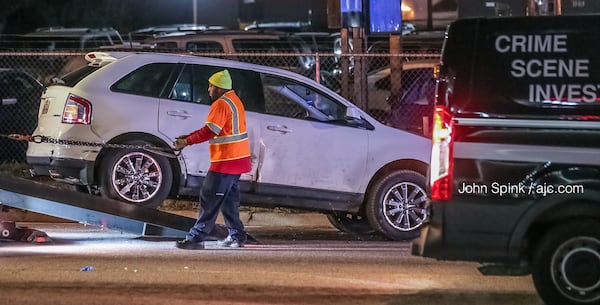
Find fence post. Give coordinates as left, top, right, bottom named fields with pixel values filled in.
left=340, top=28, right=350, bottom=101
left=352, top=27, right=367, bottom=111
left=389, top=33, right=403, bottom=107
left=315, top=52, right=320, bottom=84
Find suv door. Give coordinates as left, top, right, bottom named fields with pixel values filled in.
left=158, top=63, right=264, bottom=182
left=158, top=64, right=212, bottom=177
left=255, top=74, right=368, bottom=194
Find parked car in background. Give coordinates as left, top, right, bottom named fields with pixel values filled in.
left=366, top=31, right=444, bottom=72
left=1, top=27, right=124, bottom=51
left=366, top=59, right=438, bottom=136
left=126, top=24, right=228, bottom=44
left=146, top=30, right=313, bottom=68
left=27, top=52, right=431, bottom=241
left=144, top=30, right=342, bottom=90
left=0, top=69, right=43, bottom=163
left=243, top=21, right=313, bottom=32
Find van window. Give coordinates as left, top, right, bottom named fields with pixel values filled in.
left=467, top=19, right=600, bottom=118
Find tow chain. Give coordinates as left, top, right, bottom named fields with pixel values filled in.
left=1, top=133, right=180, bottom=158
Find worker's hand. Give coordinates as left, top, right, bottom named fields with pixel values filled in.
left=173, top=138, right=187, bottom=150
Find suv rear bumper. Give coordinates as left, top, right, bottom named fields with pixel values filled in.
left=27, top=156, right=95, bottom=185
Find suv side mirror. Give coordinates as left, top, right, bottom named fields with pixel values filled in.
left=345, top=107, right=362, bottom=120
left=345, top=107, right=374, bottom=130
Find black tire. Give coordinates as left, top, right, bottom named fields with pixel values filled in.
left=365, top=170, right=428, bottom=241
left=326, top=212, right=377, bottom=236
left=70, top=184, right=90, bottom=194
left=532, top=220, right=600, bottom=305
left=99, top=144, right=172, bottom=209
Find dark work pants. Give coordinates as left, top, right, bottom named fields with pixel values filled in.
left=186, top=171, right=247, bottom=243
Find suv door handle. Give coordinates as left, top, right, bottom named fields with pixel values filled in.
left=166, top=110, right=192, bottom=119
left=266, top=125, right=292, bottom=134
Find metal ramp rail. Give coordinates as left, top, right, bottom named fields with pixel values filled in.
left=0, top=175, right=229, bottom=239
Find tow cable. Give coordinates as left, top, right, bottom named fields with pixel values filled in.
left=1, top=133, right=180, bottom=158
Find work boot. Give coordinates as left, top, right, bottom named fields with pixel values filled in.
left=175, top=239, right=205, bottom=250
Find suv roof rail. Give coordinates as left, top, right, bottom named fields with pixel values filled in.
left=244, top=21, right=312, bottom=32
left=26, top=27, right=120, bottom=36
left=34, top=26, right=65, bottom=32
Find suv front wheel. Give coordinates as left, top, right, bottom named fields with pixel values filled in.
left=366, top=170, right=428, bottom=241
left=99, top=145, right=172, bottom=208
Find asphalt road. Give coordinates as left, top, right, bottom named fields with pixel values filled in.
left=0, top=223, right=544, bottom=305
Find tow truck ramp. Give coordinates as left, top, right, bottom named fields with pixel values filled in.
left=0, top=175, right=230, bottom=239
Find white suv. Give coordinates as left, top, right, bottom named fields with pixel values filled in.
left=26, top=52, right=431, bottom=241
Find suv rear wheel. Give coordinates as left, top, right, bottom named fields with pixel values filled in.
left=366, top=170, right=428, bottom=241
left=533, top=220, right=600, bottom=305
left=99, top=144, right=172, bottom=208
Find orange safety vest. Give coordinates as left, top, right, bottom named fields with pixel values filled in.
left=205, top=90, right=251, bottom=163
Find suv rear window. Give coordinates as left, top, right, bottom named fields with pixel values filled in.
left=111, top=63, right=175, bottom=97
left=60, top=66, right=100, bottom=87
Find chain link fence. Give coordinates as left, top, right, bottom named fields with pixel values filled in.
left=0, top=49, right=440, bottom=163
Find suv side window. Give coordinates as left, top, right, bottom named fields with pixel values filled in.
left=168, top=64, right=266, bottom=113
left=153, top=41, right=178, bottom=49
left=111, top=63, right=175, bottom=97
left=261, top=75, right=345, bottom=121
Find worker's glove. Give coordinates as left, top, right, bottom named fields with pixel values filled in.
left=173, top=137, right=188, bottom=150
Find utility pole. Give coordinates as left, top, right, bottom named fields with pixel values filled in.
left=427, top=0, right=433, bottom=31
left=193, top=0, right=198, bottom=24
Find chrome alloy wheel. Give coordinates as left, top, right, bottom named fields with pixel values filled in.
left=551, top=236, right=600, bottom=303
left=381, top=181, right=428, bottom=231
left=111, top=151, right=163, bottom=203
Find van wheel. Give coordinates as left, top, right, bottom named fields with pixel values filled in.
left=326, top=212, right=376, bottom=236
left=532, top=220, right=600, bottom=305
left=99, top=146, right=172, bottom=209
left=366, top=170, right=428, bottom=241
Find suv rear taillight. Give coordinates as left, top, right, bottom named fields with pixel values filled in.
left=430, top=105, right=454, bottom=200
left=62, top=94, right=91, bottom=124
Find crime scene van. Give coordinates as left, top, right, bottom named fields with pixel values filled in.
left=412, top=15, right=600, bottom=305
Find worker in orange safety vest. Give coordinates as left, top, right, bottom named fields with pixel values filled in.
left=173, top=69, right=251, bottom=250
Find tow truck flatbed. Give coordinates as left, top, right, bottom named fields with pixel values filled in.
left=0, top=175, right=230, bottom=239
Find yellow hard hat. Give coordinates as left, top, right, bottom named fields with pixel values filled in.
left=208, top=70, right=232, bottom=90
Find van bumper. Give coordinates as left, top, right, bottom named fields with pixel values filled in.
left=412, top=196, right=532, bottom=263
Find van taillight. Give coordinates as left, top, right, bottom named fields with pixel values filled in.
left=430, top=105, right=454, bottom=200
left=62, top=94, right=91, bottom=124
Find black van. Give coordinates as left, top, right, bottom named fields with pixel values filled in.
left=412, top=15, right=600, bottom=305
